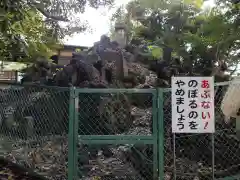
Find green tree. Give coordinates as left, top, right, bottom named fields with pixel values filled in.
left=0, top=9, right=60, bottom=62
left=111, top=0, right=240, bottom=77
left=0, top=0, right=114, bottom=62
left=1, top=0, right=114, bottom=38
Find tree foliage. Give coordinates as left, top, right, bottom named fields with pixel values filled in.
left=111, top=0, right=240, bottom=77
left=0, top=0, right=114, bottom=62
left=0, top=9, right=59, bottom=62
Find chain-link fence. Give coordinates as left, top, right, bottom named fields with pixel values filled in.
left=0, top=82, right=240, bottom=180
left=68, top=88, right=159, bottom=180
left=0, top=83, right=70, bottom=180
left=162, top=82, right=240, bottom=180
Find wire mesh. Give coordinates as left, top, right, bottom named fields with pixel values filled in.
left=76, top=144, right=154, bottom=180
left=76, top=90, right=154, bottom=136
left=71, top=89, right=157, bottom=180
left=1, top=83, right=240, bottom=180
left=0, top=84, right=70, bottom=180
left=163, top=83, right=240, bottom=180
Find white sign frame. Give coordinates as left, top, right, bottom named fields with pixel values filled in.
left=171, top=76, right=215, bottom=133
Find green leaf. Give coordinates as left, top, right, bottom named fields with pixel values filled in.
left=184, top=0, right=203, bottom=8
left=150, top=46, right=163, bottom=59
left=184, top=0, right=192, bottom=5
left=172, top=51, right=178, bottom=58
left=195, top=0, right=204, bottom=9
left=75, top=48, right=81, bottom=52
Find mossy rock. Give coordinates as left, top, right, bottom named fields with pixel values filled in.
left=99, top=93, right=133, bottom=134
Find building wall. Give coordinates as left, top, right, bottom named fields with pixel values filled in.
left=57, top=45, right=88, bottom=66
left=0, top=45, right=88, bottom=83
left=0, top=71, right=17, bottom=82
left=58, top=56, right=71, bottom=65
left=58, top=50, right=72, bottom=65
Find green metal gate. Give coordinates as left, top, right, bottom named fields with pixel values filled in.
left=68, top=85, right=240, bottom=180
left=68, top=88, right=163, bottom=180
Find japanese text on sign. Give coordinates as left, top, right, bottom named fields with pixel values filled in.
left=171, top=77, right=215, bottom=133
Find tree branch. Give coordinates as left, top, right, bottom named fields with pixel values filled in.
left=27, top=0, right=69, bottom=22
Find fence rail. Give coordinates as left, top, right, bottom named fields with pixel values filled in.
left=0, top=82, right=239, bottom=180
left=68, top=88, right=159, bottom=180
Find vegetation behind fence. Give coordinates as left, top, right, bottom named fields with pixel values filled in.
left=0, top=82, right=239, bottom=180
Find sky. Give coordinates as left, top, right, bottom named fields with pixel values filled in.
left=64, top=0, right=215, bottom=47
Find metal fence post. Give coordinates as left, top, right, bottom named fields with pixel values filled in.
left=158, top=88, right=164, bottom=180
left=68, top=87, right=78, bottom=180
left=152, top=90, right=158, bottom=179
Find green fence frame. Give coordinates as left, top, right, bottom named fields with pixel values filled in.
left=1, top=81, right=240, bottom=179
left=160, top=82, right=240, bottom=180
left=67, top=85, right=240, bottom=180
left=68, top=88, right=162, bottom=180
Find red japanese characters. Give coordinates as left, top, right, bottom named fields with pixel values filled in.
left=200, top=80, right=212, bottom=129
left=172, top=77, right=215, bottom=133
